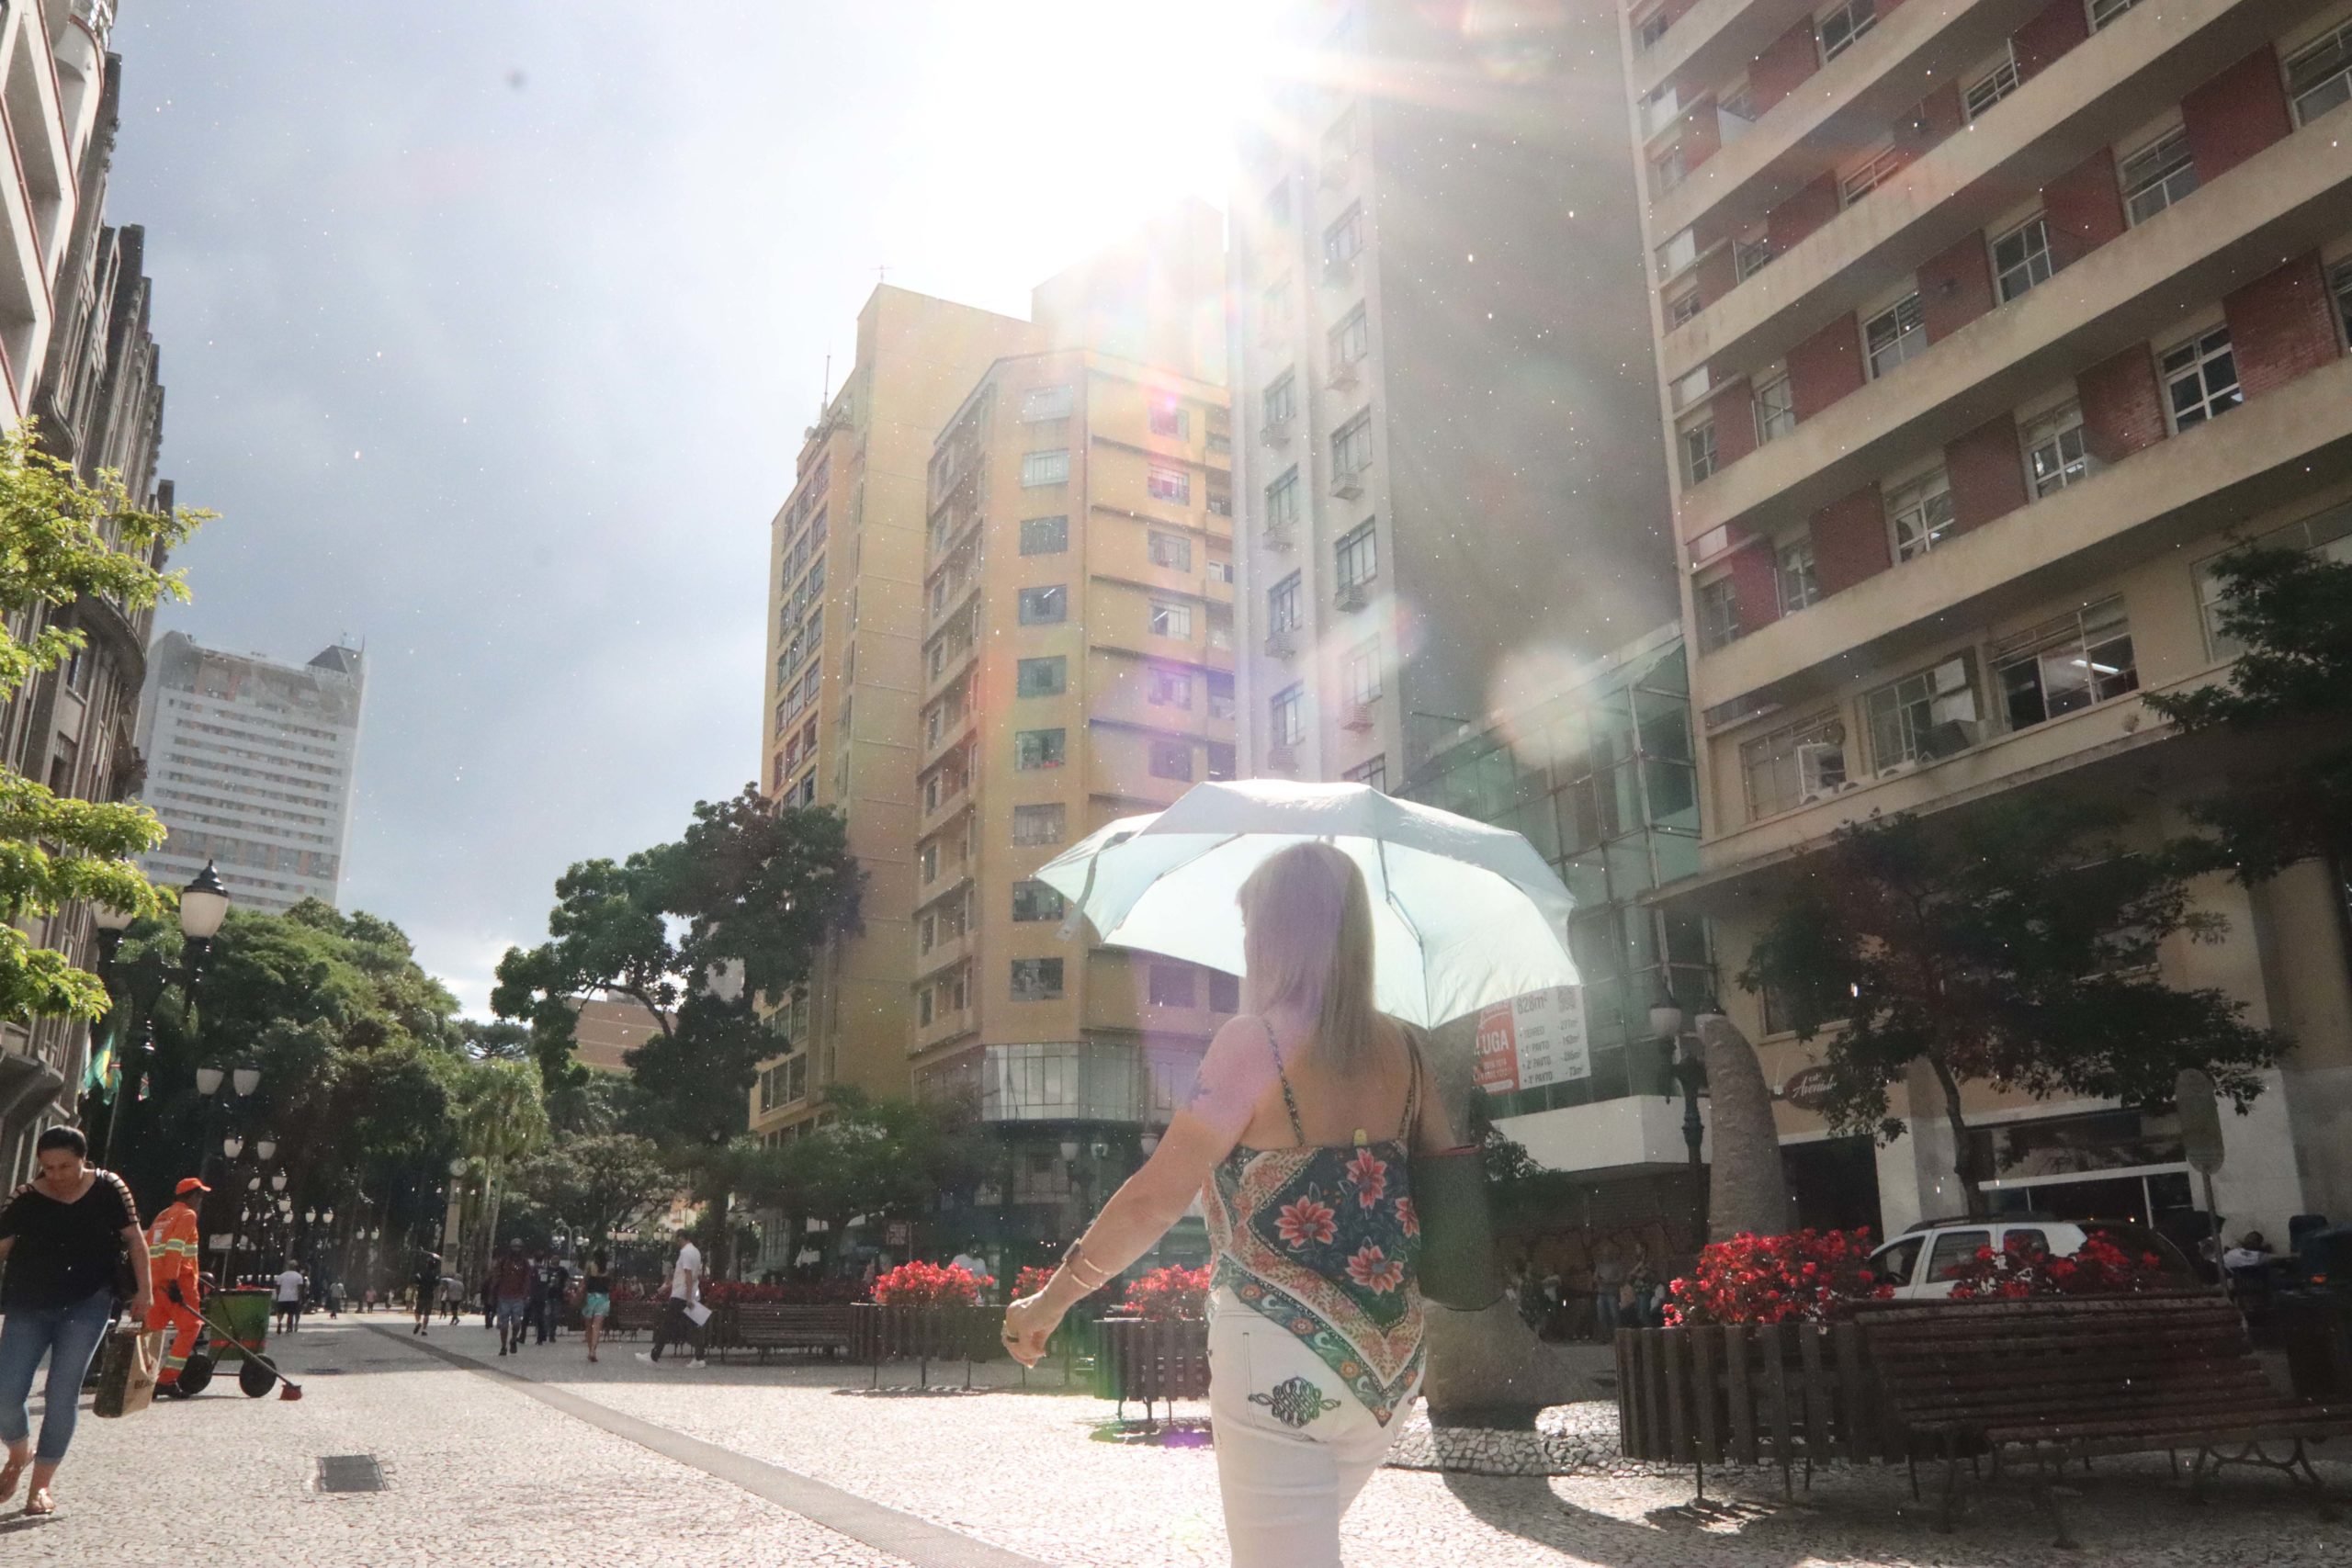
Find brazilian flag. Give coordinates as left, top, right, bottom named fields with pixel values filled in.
left=83, top=1021, right=119, bottom=1098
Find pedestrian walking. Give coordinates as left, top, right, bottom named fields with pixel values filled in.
left=0, top=1126, right=153, bottom=1519
left=412, top=1251, right=442, bottom=1337
left=1001, top=842, right=1454, bottom=1567
left=1590, top=1241, right=1625, bottom=1342
left=521, top=1251, right=548, bottom=1348
left=439, top=1270, right=461, bottom=1325
left=578, top=1248, right=613, bottom=1364
left=490, top=1241, right=532, bottom=1355
left=539, top=1255, right=569, bottom=1344
left=643, top=1236, right=706, bottom=1366
left=273, top=1263, right=306, bottom=1334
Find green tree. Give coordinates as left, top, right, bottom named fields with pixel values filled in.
left=741, top=1087, right=984, bottom=1267
left=2144, top=542, right=2352, bottom=886
left=454, top=1057, right=550, bottom=1272
left=1740, top=799, right=2285, bottom=1216
left=493, top=793, right=863, bottom=1276
left=0, top=426, right=206, bottom=1022
left=510, top=1131, right=671, bottom=1243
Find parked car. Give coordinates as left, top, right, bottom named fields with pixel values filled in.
left=1866, top=1215, right=2196, bottom=1300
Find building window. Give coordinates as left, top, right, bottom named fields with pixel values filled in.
left=1993, top=596, right=2138, bottom=732
left=2089, top=0, right=2139, bottom=28
left=1335, top=522, right=1376, bottom=590
left=1324, top=204, right=1364, bottom=273
left=1019, top=515, right=1068, bottom=555
left=1991, top=216, right=2052, bottom=302
left=1344, top=755, right=1386, bottom=792
left=1016, top=655, right=1066, bottom=697
left=1148, top=600, right=1193, bottom=638
left=2120, top=127, right=2197, bottom=226
left=1638, top=8, right=1670, bottom=49
left=1208, top=672, right=1235, bottom=719
left=1735, top=235, right=1774, bottom=281
left=2334, top=256, right=2352, bottom=347
left=1208, top=604, right=1233, bottom=650
left=1862, top=293, right=1926, bottom=378
left=1739, top=710, right=1846, bottom=819
left=1840, top=143, right=1902, bottom=207
left=1667, top=288, right=1702, bottom=327
left=1147, top=465, right=1191, bottom=504
left=1207, top=741, right=1237, bottom=780
left=1754, top=375, right=1796, bottom=445
left=1265, top=178, right=1292, bottom=225
left=1149, top=739, right=1193, bottom=781
left=1330, top=304, right=1370, bottom=367
left=1343, top=640, right=1382, bottom=705
left=1264, top=373, right=1297, bottom=428
left=2022, top=402, right=2091, bottom=496
left=2161, top=326, right=2242, bottom=432
left=1210, top=971, right=1242, bottom=1011
left=1332, top=410, right=1373, bottom=482
left=1679, top=421, right=1718, bottom=485
left=2196, top=507, right=2352, bottom=659
left=1266, top=467, right=1302, bottom=534
left=1012, top=803, right=1066, bottom=845
left=1777, top=538, right=1820, bottom=614
left=1268, top=571, right=1304, bottom=633
left=1148, top=964, right=1195, bottom=1007
left=1964, top=48, right=2018, bottom=119
left=1022, top=385, right=1074, bottom=422
left=1271, top=683, right=1305, bottom=746
left=2288, top=21, right=2352, bottom=124
left=1012, top=880, right=1065, bottom=923
left=1888, top=470, right=1956, bottom=561
left=1018, top=585, right=1067, bottom=625
left=1863, top=654, right=1981, bottom=773
left=1147, top=666, right=1193, bottom=707
left=1207, top=553, right=1233, bottom=584
left=1010, top=958, right=1064, bottom=1001
left=917, top=988, right=934, bottom=1027
left=1148, top=398, right=1189, bottom=438
left=1652, top=141, right=1688, bottom=194
left=1014, top=728, right=1066, bottom=770
left=1148, top=530, right=1192, bottom=570
left=1695, top=576, right=1741, bottom=651
left=1818, top=0, right=1876, bottom=62
left=1021, top=450, right=1071, bottom=487
left=919, top=841, right=939, bottom=882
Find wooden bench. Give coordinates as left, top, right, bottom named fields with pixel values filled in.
left=605, top=1300, right=662, bottom=1340
left=1860, top=1292, right=2352, bottom=1545
left=721, top=1304, right=856, bottom=1362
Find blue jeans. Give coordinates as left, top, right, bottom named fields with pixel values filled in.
left=0, top=1290, right=116, bottom=1462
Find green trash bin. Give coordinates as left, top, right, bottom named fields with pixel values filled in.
left=206, top=1286, right=273, bottom=1365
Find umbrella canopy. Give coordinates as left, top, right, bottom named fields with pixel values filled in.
left=1035, top=779, right=1577, bottom=1027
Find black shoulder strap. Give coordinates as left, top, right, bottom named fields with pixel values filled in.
left=1398, top=1026, right=1423, bottom=1142
left=1261, top=1019, right=1306, bottom=1145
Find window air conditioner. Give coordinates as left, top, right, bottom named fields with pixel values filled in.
left=1323, top=254, right=1356, bottom=284
left=1260, top=419, right=1293, bottom=446
left=1329, top=360, right=1361, bottom=390
left=1331, top=473, right=1365, bottom=501
left=1267, top=744, right=1298, bottom=772
left=1342, top=704, right=1376, bottom=732
left=1262, top=525, right=1295, bottom=552
left=1264, top=630, right=1296, bottom=658
left=1336, top=584, right=1367, bottom=612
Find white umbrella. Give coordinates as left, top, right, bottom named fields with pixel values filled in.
left=1035, top=779, right=1576, bottom=1027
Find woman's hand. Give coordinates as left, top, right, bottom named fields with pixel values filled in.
left=128, top=1288, right=153, bottom=1322
left=1001, top=1292, right=1063, bottom=1368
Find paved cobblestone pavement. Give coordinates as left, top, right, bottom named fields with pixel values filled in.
left=10, top=1314, right=2352, bottom=1565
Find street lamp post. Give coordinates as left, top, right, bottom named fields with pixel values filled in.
left=92, top=862, right=233, bottom=1169
left=1649, top=999, right=1711, bottom=1247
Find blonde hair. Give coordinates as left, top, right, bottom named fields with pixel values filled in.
left=1237, top=841, right=1385, bottom=1073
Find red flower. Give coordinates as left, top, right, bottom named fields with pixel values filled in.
left=1276, top=1196, right=1339, bottom=1249
left=1342, top=1148, right=1388, bottom=1210
left=1345, top=1244, right=1405, bottom=1294
left=1116, top=1265, right=1211, bottom=1322
left=1395, top=1197, right=1419, bottom=1238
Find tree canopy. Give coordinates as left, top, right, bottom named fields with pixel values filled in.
left=0, top=426, right=207, bottom=1022
left=1740, top=799, right=2285, bottom=1214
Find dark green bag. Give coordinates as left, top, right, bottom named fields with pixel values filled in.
left=1407, top=1034, right=1501, bottom=1312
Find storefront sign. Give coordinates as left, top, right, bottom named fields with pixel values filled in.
left=1472, top=986, right=1589, bottom=1093
left=1781, top=1064, right=1838, bottom=1113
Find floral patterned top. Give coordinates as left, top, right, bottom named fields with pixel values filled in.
left=1204, top=1023, right=1424, bottom=1425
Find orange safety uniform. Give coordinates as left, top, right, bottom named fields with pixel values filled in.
left=145, top=1195, right=205, bottom=1387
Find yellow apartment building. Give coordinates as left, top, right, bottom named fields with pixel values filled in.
left=909, top=348, right=1238, bottom=1251
left=752, top=288, right=1042, bottom=1148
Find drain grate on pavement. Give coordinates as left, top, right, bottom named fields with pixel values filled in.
left=316, top=1454, right=386, bottom=1493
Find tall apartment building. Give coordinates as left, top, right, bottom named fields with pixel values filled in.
left=134, top=634, right=367, bottom=914
left=1228, top=0, right=1675, bottom=792
left=0, top=2, right=180, bottom=1181
left=910, top=349, right=1237, bottom=1248
left=1624, top=0, right=2352, bottom=1242
left=752, top=288, right=1043, bottom=1146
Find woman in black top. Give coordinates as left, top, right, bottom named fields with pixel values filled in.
left=0, top=1126, right=152, bottom=1517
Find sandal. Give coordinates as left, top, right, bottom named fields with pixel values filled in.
left=0, top=1452, right=26, bottom=1506
left=23, top=1486, right=55, bottom=1517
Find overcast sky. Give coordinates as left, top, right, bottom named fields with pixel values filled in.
left=109, top=1, right=1266, bottom=1012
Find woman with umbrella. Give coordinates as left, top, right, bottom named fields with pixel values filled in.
left=1003, top=839, right=1464, bottom=1565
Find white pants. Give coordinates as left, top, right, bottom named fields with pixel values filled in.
left=1208, top=1291, right=1414, bottom=1568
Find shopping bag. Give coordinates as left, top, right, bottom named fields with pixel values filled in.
left=93, top=1326, right=167, bottom=1417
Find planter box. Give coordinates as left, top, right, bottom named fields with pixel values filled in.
left=1617, top=1321, right=1903, bottom=1485
left=849, top=1303, right=1001, bottom=1387
left=1096, top=1315, right=1209, bottom=1418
